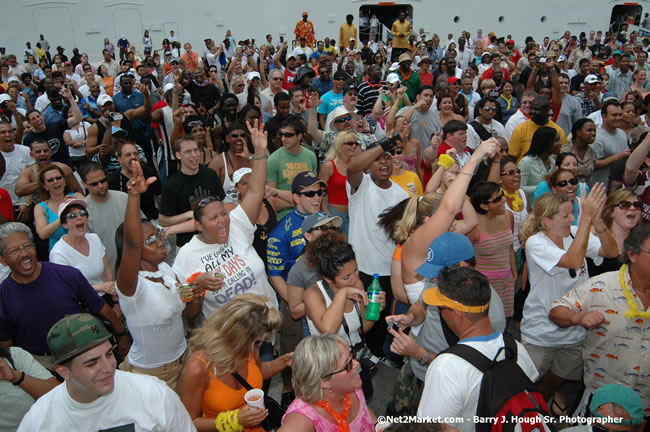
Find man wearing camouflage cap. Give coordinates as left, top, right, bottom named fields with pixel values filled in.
left=18, top=313, right=196, bottom=431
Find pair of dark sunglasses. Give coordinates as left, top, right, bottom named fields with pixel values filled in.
left=617, top=200, right=642, bottom=210
left=554, top=178, right=578, bottom=188
left=322, top=349, right=356, bottom=378
left=299, top=190, right=327, bottom=197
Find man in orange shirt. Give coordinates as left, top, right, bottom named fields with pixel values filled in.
left=294, top=12, right=316, bottom=48
left=180, top=43, right=200, bottom=72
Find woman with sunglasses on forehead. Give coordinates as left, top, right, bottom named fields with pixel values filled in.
left=114, top=159, right=201, bottom=392
left=279, top=334, right=376, bottom=432
left=587, top=189, right=642, bottom=277
left=50, top=199, right=115, bottom=297
left=34, top=165, right=85, bottom=252
left=173, top=121, right=280, bottom=320
left=318, top=131, right=359, bottom=236
left=519, top=187, right=618, bottom=412
left=207, top=122, right=253, bottom=204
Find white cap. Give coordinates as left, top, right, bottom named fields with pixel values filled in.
left=97, top=94, right=113, bottom=106
left=7, top=76, right=20, bottom=83
left=247, top=71, right=261, bottom=81
left=386, top=73, right=401, bottom=84
left=163, top=83, right=174, bottom=93
left=0, top=94, right=11, bottom=104
left=233, top=167, right=252, bottom=185
left=388, top=62, right=399, bottom=71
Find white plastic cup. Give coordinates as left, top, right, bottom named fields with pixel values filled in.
left=244, top=389, right=265, bottom=409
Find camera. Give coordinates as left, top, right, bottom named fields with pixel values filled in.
left=108, top=113, right=124, bottom=122
left=388, top=318, right=400, bottom=332
left=377, top=133, right=402, bottom=152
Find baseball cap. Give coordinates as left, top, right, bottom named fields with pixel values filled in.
left=164, top=51, right=172, bottom=56
left=398, top=53, right=412, bottom=63
left=557, top=55, right=568, bottom=63
left=416, top=232, right=475, bottom=279
left=7, top=76, right=20, bottom=84
left=291, top=171, right=326, bottom=194
left=47, top=313, right=112, bottom=365
left=507, top=39, right=515, bottom=45
left=447, top=76, right=461, bottom=85
left=169, top=57, right=179, bottom=64
left=590, top=383, right=644, bottom=425
left=163, top=83, right=174, bottom=93
left=613, top=50, right=623, bottom=57
left=584, top=74, right=600, bottom=84
left=0, top=94, right=11, bottom=104
left=343, top=84, right=358, bottom=94
left=57, top=198, right=88, bottom=219
left=64, top=61, right=72, bottom=66
left=287, top=52, right=297, bottom=60
left=388, top=62, right=400, bottom=71
left=97, top=94, right=113, bottom=106
left=349, top=37, right=356, bottom=42
left=422, top=285, right=490, bottom=312
left=232, top=167, right=252, bottom=185
left=386, top=73, right=401, bottom=84
left=247, top=71, right=261, bottom=81
left=301, top=212, right=342, bottom=233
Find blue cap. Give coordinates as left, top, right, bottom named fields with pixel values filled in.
left=613, top=50, right=623, bottom=56
left=415, top=232, right=475, bottom=279
left=590, top=383, right=644, bottom=425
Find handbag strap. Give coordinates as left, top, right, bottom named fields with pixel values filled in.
left=320, top=280, right=365, bottom=348
left=232, top=372, right=253, bottom=391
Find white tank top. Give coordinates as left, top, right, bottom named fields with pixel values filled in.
left=307, top=281, right=362, bottom=346
left=404, top=279, right=426, bottom=336
left=222, top=152, right=238, bottom=204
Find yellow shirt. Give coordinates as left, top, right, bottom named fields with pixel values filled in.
left=391, top=20, right=412, bottom=49
left=508, top=119, right=567, bottom=163
left=339, top=23, right=358, bottom=49
left=391, top=170, right=423, bottom=196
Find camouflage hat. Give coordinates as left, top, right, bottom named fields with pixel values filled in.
left=47, top=313, right=112, bottom=365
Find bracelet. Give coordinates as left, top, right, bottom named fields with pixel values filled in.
left=594, top=224, right=607, bottom=235
left=12, top=371, right=25, bottom=386
left=248, top=155, right=267, bottom=161
left=215, top=410, right=242, bottom=432
left=437, top=154, right=455, bottom=170
left=273, top=189, right=279, bottom=197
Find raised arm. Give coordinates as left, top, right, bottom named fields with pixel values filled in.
left=347, top=140, right=391, bottom=192
left=125, top=86, right=152, bottom=121
left=307, top=92, right=324, bottom=144
left=61, top=87, right=82, bottom=128
left=241, top=120, right=268, bottom=224
left=624, top=133, right=650, bottom=185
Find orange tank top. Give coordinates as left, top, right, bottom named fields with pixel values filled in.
left=194, top=354, right=264, bottom=432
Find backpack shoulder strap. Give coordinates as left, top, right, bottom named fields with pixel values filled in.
left=440, top=343, right=492, bottom=373
left=503, top=333, right=518, bottom=360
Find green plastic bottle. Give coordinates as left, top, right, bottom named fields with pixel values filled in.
left=364, top=273, right=382, bottom=321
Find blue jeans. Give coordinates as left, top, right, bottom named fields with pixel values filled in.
left=383, top=298, right=410, bottom=364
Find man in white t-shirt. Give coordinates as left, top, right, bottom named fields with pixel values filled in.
left=0, top=121, right=34, bottom=220
left=504, top=91, right=535, bottom=141
left=417, top=267, right=538, bottom=432
left=18, top=313, right=196, bottom=431
left=466, top=96, right=506, bottom=150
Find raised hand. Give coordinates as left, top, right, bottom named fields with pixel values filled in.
left=582, top=182, right=607, bottom=222
left=126, top=159, right=157, bottom=195
left=246, top=119, right=268, bottom=154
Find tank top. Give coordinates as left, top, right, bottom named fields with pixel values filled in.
left=474, top=217, right=514, bottom=280
left=193, top=354, right=264, bottom=432
left=307, top=281, right=362, bottom=347
left=39, top=193, right=74, bottom=251
left=326, top=160, right=348, bottom=206
left=282, top=387, right=375, bottom=432
left=282, top=67, right=296, bottom=90
left=392, top=245, right=425, bottom=336
left=222, top=152, right=238, bottom=204
left=402, top=152, right=417, bottom=172
left=252, top=199, right=278, bottom=262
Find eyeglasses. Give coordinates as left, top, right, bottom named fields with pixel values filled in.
left=554, top=178, right=578, bottom=188
left=271, top=77, right=283, bottom=81
left=483, top=106, right=497, bottom=111
left=143, top=228, right=164, bottom=245
left=486, top=193, right=504, bottom=204
left=334, top=115, right=352, bottom=123
left=312, top=224, right=337, bottom=233
left=322, top=350, right=356, bottom=378
left=3, top=243, right=36, bottom=257
left=181, top=148, right=201, bottom=155
left=617, top=200, right=642, bottom=210
left=45, top=175, right=63, bottom=183
left=500, top=168, right=521, bottom=176
left=279, top=132, right=298, bottom=138
left=299, top=189, right=326, bottom=197
left=65, top=210, right=89, bottom=220
left=333, top=77, right=346, bottom=81
left=230, top=133, right=247, bottom=138
left=389, top=148, right=403, bottom=155
left=87, top=177, right=108, bottom=187
left=195, top=195, right=222, bottom=208
left=343, top=141, right=359, bottom=147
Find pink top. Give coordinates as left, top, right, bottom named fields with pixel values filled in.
left=282, top=387, right=374, bottom=432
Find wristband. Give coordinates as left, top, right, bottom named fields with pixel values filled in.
left=594, top=224, right=607, bottom=235
left=248, top=155, right=267, bottom=161
left=12, top=371, right=25, bottom=386
left=437, top=154, right=455, bottom=170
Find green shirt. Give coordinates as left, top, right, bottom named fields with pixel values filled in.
left=267, top=146, right=318, bottom=218
left=398, top=68, right=423, bottom=103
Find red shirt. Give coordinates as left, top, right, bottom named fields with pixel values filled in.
left=0, top=188, right=14, bottom=221
left=481, top=66, right=511, bottom=81
left=418, top=70, right=433, bottom=87
left=151, top=100, right=168, bottom=130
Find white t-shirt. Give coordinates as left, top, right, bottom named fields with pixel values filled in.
left=417, top=331, right=538, bottom=432
left=64, top=121, right=91, bottom=158
left=521, top=227, right=602, bottom=347
left=466, top=119, right=506, bottom=150
left=117, top=262, right=187, bottom=368
left=347, top=173, right=409, bottom=276
left=18, top=370, right=196, bottom=432
left=173, top=205, right=279, bottom=318
left=49, top=233, right=106, bottom=284
left=0, top=145, right=33, bottom=205
left=504, top=109, right=528, bottom=141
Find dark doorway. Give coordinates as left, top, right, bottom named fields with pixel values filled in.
left=358, top=4, right=414, bottom=43
left=610, top=4, right=642, bottom=33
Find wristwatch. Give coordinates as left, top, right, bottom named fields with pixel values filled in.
left=418, top=351, right=433, bottom=366
left=12, top=371, right=25, bottom=386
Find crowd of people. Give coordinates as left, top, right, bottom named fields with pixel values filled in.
left=0, top=8, right=649, bottom=432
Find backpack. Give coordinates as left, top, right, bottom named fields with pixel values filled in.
left=441, top=333, right=555, bottom=432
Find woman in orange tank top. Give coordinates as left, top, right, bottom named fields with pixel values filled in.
left=181, top=294, right=294, bottom=431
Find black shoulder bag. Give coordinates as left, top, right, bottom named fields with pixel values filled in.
left=232, top=372, right=284, bottom=431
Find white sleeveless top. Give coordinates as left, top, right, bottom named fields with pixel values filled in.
left=221, top=152, right=238, bottom=204
left=116, top=262, right=186, bottom=368
left=307, top=281, right=362, bottom=346
left=404, top=279, right=427, bottom=336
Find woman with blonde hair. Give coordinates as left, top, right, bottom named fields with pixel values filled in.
left=587, top=188, right=642, bottom=277
left=182, top=293, right=293, bottom=431
left=519, top=187, right=618, bottom=414
left=318, top=130, right=359, bottom=236
left=279, top=334, right=376, bottom=431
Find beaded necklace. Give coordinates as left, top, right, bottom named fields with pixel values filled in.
left=619, top=264, right=650, bottom=319
left=315, top=392, right=352, bottom=432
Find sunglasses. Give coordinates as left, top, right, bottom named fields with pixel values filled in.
left=271, top=77, right=283, bottom=81
left=299, top=189, right=326, bottom=197
left=312, top=225, right=337, bottom=233
left=334, top=77, right=346, bottom=81
left=389, top=148, right=403, bottom=155
left=343, top=141, right=359, bottom=147
left=196, top=195, right=222, bottom=208
left=322, top=350, right=356, bottom=378
left=279, top=132, right=298, bottom=138
left=230, top=132, right=247, bottom=138
left=143, top=228, right=164, bottom=245
left=87, top=177, right=107, bottom=187
left=554, top=178, right=578, bottom=188
left=483, top=106, right=497, bottom=111
left=486, top=193, right=504, bottom=204
left=618, top=200, right=642, bottom=210
left=334, top=115, right=352, bottom=123
left=500, top=168, right=521, bottom=176
left=65, top=210, right=89, bottom=220
left=46, top=175, right=63, bottom=183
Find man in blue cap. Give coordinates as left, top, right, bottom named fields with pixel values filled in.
left=384, top=232, right=506, bottom=416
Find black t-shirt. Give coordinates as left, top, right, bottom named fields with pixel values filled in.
left=570, top=74, right=586, bottom=92
left=108, top=165, right=162, bottom=220
left=519, top=66, right=533, bottom=89
left=23, top=118, right=71, bottom=165
left=186, top=81, right=221, bottom=111
left=264, top=115, right=287, bottom=153
left=609, top=156, right=628, bottom=184
left=159, top=165, right=225, bottom=247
